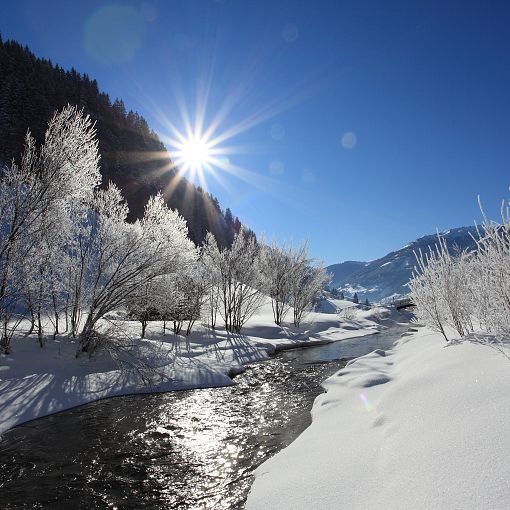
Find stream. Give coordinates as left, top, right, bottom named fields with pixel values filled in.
left=0, top=326, right=406, bottom=509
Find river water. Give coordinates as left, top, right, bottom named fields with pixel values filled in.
left=0, top=327, right=405, bottom=509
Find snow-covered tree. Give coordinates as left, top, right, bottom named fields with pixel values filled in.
left=20, top=202, right=73, bottom=345
left=77, top=189, right=197, bottom=354
left=0, top=105, right=100, bottom=353
left=126, top=283, right=160, bottom=338
left=289, top=249, right=330, bottom=327
left=146, top=275, right=177, bottom=335
left=260, top=240, right=308, bottom=325
left=200, top=232, right=222, bottom=330
left=166, top=271, right=205, bottom=336
left=211, top=228, right=265, bottom=333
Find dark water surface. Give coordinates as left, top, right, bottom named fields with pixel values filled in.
left=0, top=327, right=405, bottom=509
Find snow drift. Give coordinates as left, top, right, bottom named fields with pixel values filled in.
left=246, top=327, right=510, bottom=509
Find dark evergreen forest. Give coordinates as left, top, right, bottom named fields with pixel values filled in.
left=0, top=35, right=248, bottom=247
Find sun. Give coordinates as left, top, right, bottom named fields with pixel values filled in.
left=142, top=45, right=315, bottom=197
left=178, top=136, right=212, bottom=173
left=168, top=131, right=221, bottom=189
left=154, top=82, right=301, bottom=194
left=163, top=120, right=268, bottom=195
left=166, top=124, right=234, bottom=191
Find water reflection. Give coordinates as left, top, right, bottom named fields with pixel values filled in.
left=281, top=327, right=402, bottom=363
left=0, top=327, right=404, bottom=509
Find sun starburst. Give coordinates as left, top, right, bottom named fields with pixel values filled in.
left=134, top=62, right=317, bottom=204
left=174, top=135, right=214, bottom=175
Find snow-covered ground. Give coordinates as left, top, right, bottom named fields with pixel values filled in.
left=246, top=326, right=510, bottom=509
left=0, top=299, right=393, bottom=435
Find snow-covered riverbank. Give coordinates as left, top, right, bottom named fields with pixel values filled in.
left=0, top=299, right=395, bottom=435
left=246, top=326, right=510, bottom=510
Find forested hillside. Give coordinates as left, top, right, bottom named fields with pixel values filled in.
left=0, top=35, right=246, bottom=247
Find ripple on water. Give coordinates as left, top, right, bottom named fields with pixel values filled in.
left=0, top=327, right=404, bottom=509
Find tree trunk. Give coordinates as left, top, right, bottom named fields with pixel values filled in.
left=78, top=314, right=97, bottom=356
left=37, top=308, right=44, bottom=347
left=51, top=291, right=60, bottom=335
left=26, top=314, right=35, bottom=336
left=2, top=317, right=10, bottom=354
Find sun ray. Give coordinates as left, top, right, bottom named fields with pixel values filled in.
left=202, top=164, right=235, bottom=195
left=128, top=46, right=334, bottom=204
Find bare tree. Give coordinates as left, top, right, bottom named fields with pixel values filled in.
left=0, top=106, right=100, bottom=353
left=207, top=228, right=265, bottom=333
left=77, top=189, right=197, bottom=354
left=200, top=233, right=222, bottom=330
left=260, top=240, right=308, bottom=325
left=289, top=246, right=330, bottom=327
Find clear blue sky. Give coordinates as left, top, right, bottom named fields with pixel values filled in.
left=2, top=0, right=510, bottom=264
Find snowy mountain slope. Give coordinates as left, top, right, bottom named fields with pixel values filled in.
left=327, top=226, right=479, bottom=302
left=327, top=261, right=366, bottom=288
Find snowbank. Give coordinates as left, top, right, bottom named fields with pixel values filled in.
left=246, top=327, right=510, bottom=509
left=315, top=297, right=358, bottom=314
left=0, top=299, right=385, bottom=434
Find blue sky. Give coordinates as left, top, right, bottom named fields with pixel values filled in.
left=2, top=0, right=510, bottom=264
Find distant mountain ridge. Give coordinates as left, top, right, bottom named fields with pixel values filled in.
left=327, top=261, right=367, bottom=287
left=327, top=226, right=479, bottom=302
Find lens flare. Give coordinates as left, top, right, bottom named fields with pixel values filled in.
left=360, top=393, right=374, bottom=412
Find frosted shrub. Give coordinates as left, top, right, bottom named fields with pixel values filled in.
left=410, top=236, right=474, bottom=341
left=340, top=306, right=357, bottom=321
left=410, top=194, right=510, bottom=340
left=471, top=206, right=510, bottom=333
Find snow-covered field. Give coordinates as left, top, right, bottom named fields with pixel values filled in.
left=246, top=326, right=510, bottom=509
left=0, top=299, right=391, bottom=435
